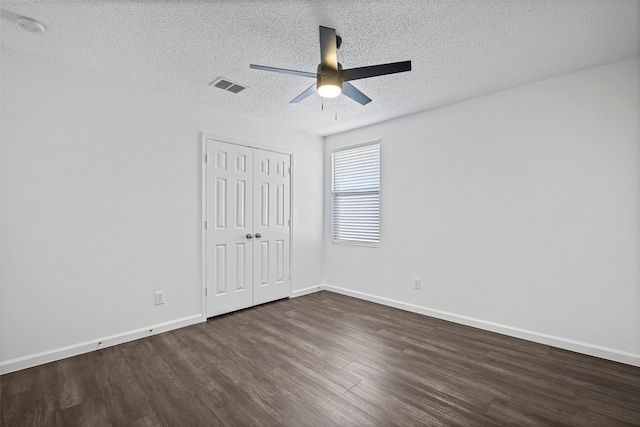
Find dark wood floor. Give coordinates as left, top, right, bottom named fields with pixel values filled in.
left=2, top=291, right=640, bottom=426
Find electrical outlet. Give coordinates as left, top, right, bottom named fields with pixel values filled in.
left=413, top=278, right=421, bottom=289
left=155, top=291, right=165, bottom=305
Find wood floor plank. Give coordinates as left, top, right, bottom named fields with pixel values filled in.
left=143, top=331, right=192, bottom=364
left=0, top=363, right=57, bottom=426
left=576, top=386, right=640, bottom=417
left=56, top=355, right=101, bottom=411
left=245, top=304, right=327, bottom=340
left=2, top=290, right=639, bottom=427
left=210, top=395, right=282, bottom=427
left=548, top=355, right=640, bottom=395
left=572, top=409, right=640, bottom=427
left=171, top=348, right=241, bottom=409
left=349, top=352, right=495, bottom=410
left=90, top=346, right=155, bottom=426
left=233, top=317, right=362, bottom=393
left=344, top=379, right=450, bottom=426
left=266, top=363, right=378, bottom=426
left=172, top=324, right=335, bottom=427
left=548, top=346, right=640, bottom=378
left=283, top=306, right=367, bottom=336
left=124, top=411, right=169, bottom=427
left=243, top=312, right=357, bottom=368
left=428, top=328, right=495, bottom=359
left=574, top=389, right=640, bottom=425
left=0, top=367, right=34, bottom=398
left=176, top=322, right=276, bottom=381
left=53, top=397, right=112, bottom=427
left=1, top=390, right=52, bottom=427
left=201, top=321, right=286, bottom=373
left=485, top=347, right=640, bottom=406
left=325, top=323, right=408, bottom=355
left=243, top=375, right=340, bottom=427
left=483, top=348, right=582, bottom=389
left=120, top=340, right=227, bottom=426
left=401, top=346, right=579, bottom=405
left=172, top=347, right=283, bottom=427
left=374, top=326, right=490, bottom=363
left=316, top=295, right=441, bottom=333
left=343, top=356, right=498, bottom=425
left=486, top=398, right=575, bottom=427
left=434, top=321, right=550, bottom=356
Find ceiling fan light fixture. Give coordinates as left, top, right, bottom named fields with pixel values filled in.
left=250, top=26, right=410, bottom=106
left=317, top=75, right=342, bottom=98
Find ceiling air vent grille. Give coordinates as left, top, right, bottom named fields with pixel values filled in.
left=210, top=78, right=246, bottom=94
left=226, top=84, right=245, bottom=93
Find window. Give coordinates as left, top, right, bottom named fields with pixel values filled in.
left=331, top=142, right=380, bottom=247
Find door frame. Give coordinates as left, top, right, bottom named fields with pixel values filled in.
left=200, top=133, right=294, bottom=321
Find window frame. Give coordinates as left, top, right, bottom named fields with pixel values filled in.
left=330, top=140, right=381, bottom=248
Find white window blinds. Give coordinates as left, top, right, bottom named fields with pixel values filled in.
left=331, top=142, right=380, bottom=247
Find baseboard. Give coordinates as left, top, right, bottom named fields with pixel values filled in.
left=0, top=314, right=203, bottom=375
left=322, top=285, right=640, bottom=367
left=5, top=288, right=638, bottom=373
left=291, top=285, right=323, bottom=298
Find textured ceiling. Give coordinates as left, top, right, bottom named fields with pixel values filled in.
left=1, top=1, right=639, bottom=136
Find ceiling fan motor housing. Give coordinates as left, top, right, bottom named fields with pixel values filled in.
left=316, top=63, right=342, bottom=76
left=317, top=75, right=342, bottom=90
left=316, top=63, right=343, bottom=91
left=250, top=26, right=410, bottom=105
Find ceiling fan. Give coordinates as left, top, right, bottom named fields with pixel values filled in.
left=250, top=26, right=411, bottom=105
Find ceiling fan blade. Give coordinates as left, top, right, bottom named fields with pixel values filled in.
left=250, top=64, right=316, bottom=79
left=319, top=26, right=338, bottom=71
left=341, top=61, right=412, bottom=82
left=342, top=82, right=372, bottom=105
left=290, top=83, right=317, bottom=103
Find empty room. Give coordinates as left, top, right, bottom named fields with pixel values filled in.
left=1, top=1, right=639, bottom=426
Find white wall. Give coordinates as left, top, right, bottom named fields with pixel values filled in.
left=0, top=48, right=324, bottom=371
left=3, top=46, right=638, bottom=372
left=324, top=57, right=640, bottom=365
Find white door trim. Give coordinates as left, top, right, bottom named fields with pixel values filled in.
left=201, top=133, right=293, bottom=320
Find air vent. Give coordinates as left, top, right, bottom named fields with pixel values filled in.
left=214, top=79, right=233, bottom=90
left=226, top=84, right=245, bottom=94
left=210, top=78, right=246, bottom=94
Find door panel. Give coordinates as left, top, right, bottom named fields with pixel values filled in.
left=206, top=140, right=291, bottom=317
left=206, top=140, right=254, bottom=317
left=252, top=150, right=291, bottom=305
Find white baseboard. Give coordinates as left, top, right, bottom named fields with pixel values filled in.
left=291, top=285, right=323, bottom=298
left=0, top=314, right=203, bottom=375
left=5, top=287, right=638, bottom=373
left=322, top=285, right=640, bottom=367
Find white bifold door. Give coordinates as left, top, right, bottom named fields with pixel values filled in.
left=205, top=139, right=291, bottom=317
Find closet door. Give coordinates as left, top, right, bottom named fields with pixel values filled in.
left=252, top=149, right=291, bottom=305
left=206, top=140, right=254, bottom=317
left=205, top=139, right=291, bottom=317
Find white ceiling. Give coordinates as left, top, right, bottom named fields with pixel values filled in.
left=1, top=1, right=639, bottom=136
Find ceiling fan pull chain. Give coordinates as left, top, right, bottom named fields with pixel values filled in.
left=322, top=99, right=324, bottom=111
left=335, top=109, right=338, bottom=120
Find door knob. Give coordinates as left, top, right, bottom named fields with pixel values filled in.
left=246, top=233, right=253, bottom=239
left=255, top=233, right=262, bottom=239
